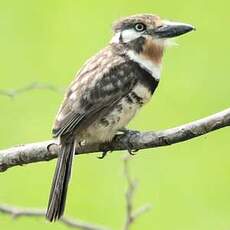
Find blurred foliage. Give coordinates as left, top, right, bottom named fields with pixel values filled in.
left=0, top=0, right=230, bottom=230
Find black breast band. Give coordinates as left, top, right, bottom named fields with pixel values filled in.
left=129, top=60, right=159, bottom=94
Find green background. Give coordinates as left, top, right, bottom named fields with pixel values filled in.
left=0, top=0, right=230, bottom=229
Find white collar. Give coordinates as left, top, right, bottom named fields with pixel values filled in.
left=127, top=50, right=161, bottom=80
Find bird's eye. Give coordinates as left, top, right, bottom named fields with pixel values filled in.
left=134, top=23, right=146, bottom=32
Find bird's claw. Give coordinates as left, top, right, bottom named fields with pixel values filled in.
left=121, top=139, right=139, bottom=156
left=97, top=151, right=108, bottom=159
left=116, top=129, right=140, bottom=156
left=97, top=143, right=114, bottom=159
left=128, top=148, right=139, bottom=155
left=97, top=129, right=140, bottom=158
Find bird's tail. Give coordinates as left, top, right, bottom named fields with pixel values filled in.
left=46, top=138, right=76, bottom=222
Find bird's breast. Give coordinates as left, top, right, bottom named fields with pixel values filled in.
left=78, top=82, right=153, bottom=144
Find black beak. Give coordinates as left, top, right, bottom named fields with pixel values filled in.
left=154, top=21, right=195, bottom=38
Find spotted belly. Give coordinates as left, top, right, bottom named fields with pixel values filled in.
left=78, top=83, right=152, bottom=144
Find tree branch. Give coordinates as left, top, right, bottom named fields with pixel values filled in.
left=0, top=205, right=110, bottom=230
left=0, top=82, right=63, bottom=99
left=0, top=108, right=230, bottom=172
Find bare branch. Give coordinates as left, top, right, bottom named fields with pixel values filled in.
left=0, top=82, right=64, bottom=98
left=123, top=156, right=151, bottom=230
left=0, top=204, right=110, bottom=230
left=123, top=156, right=137, bottom=230
left=0, top=108, right=230, bottom=172
left=131, top=204, right=152, bottom=220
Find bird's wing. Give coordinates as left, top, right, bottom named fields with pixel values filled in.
left=52, top=46, right=138, bottom=138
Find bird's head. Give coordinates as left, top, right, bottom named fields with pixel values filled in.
left=111, top=14, right=194, bottom=65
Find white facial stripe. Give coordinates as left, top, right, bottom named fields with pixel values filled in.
left=111, top=29, right=142, bottom=44
left=127, top=50, right=161, bottom=80
left=121, top=29, right=140, bottom=43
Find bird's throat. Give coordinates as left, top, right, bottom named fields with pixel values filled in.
left=126, top=37, right=163, bottom=80
left=141, top=38, right=164, bottom=65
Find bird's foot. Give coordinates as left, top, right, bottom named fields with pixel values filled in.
left=98, top=128, right=140, bottom=158
left=116, top=128, right=140, bottom=155
left=115, top=136, right=138, bottom=155
left=98, top=143, right=114, bottom=159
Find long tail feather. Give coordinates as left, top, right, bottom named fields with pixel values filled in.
left=46, top=139, right=75, bottom=221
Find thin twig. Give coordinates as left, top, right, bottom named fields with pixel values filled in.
left=123, top=156, right=137, bottom=230
left=0, top=108, right=229, bottom=172
left=0, top=205, right=109, bottom=230
left=123, top=156, right=151, bottom=230
left=131, top=205, right=152, bottom=221
left=0, top=82, right=64, bottom=98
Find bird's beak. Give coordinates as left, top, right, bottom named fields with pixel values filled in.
left=154, top=21, right=195, bottom=38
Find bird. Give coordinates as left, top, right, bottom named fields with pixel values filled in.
left=46, top=13, right=194, bottom=221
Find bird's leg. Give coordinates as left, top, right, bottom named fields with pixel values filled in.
left=98, top=128, right=140, bottom=159
left=116, top=128, right=140, bottom=155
